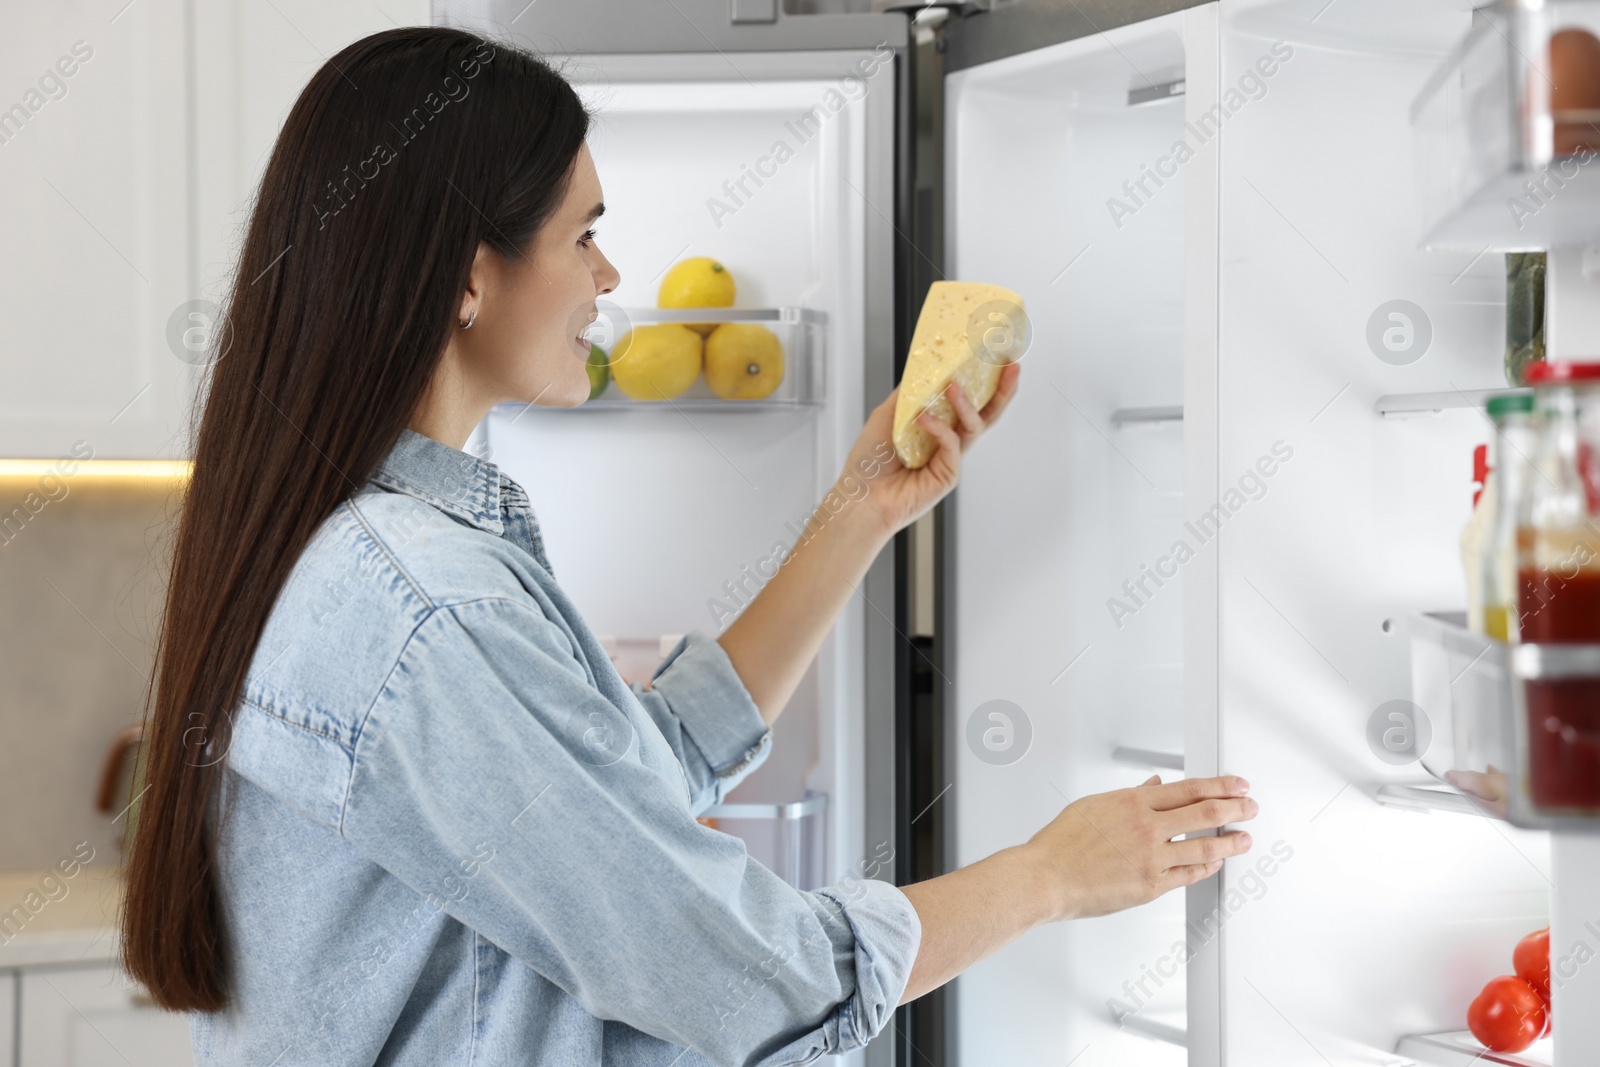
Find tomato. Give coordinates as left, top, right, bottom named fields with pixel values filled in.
left=1514, top=927, right=1552, bottom=1003
left=1468, top=975, right=1549, bottom=1053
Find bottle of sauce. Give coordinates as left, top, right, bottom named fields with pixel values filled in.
left=1482, top=393, right=1538, bottom=642
left=1516, top=362, right=1600, bottom=812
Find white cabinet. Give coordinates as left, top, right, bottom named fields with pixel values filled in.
left=0, top=0, right=429, bottom=461
left=18, top=963, right=193, bottom=1067
left=0, top=0, right=195, bottom=460
left=192, top=0, right=431, bottom=314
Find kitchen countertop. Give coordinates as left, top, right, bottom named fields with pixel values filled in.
left=0, top=864, right=124, bottom=968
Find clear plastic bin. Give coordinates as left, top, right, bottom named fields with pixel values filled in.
left=1410, top=611, right=1516, bottom=788
left=574, top=306, right=826, bottom=411
left=1409, top=611, right=1600, bottom=829
left=1411, top=1, right=1600, bottom=250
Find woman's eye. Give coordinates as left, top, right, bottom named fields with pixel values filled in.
left=579, top=229, right=597, bottom=247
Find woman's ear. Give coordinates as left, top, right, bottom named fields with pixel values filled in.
left=459, top=243, right=492, bottom=328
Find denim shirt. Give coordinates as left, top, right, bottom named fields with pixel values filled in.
left=190, top=428, right=921, bottom=1066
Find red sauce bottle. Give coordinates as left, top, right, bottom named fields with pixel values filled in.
left=1516, top=361, right=1600, bottom=812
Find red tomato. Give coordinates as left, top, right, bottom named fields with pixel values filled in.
left=1468, top=976, right=1549, bottom=1053
left=1514, top=927, right=1552, bottom=1003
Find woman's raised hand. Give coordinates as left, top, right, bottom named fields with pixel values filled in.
left=837, top=361, right=1022, bottom=539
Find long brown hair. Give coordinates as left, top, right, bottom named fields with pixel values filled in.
left=120, top=26, right=589, bottom=1012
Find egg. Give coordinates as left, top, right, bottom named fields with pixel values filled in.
left=1549, top=28, right=1600, bottom=156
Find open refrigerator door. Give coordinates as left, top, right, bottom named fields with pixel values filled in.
left=939, top=7, right=1216, bottom=1064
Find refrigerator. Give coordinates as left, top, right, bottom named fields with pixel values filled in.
left=435, top=1, right=1600, bottom=1064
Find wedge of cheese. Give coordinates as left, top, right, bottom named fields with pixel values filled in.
left=891, top=281, right=1026, bottom=469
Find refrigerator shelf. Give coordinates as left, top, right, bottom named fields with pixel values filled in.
left=1396, top=1030, right=1552, bottom=1066
left=1373, top=782, right=1487, bottom=816
left=1411, top=1, right=1600, bottom=251
left=1375, top=388, right=1532, bottom=417
left=1110, top=745, right=1185, bottom=771
left=1110, top=405, right=1184, bottom=426
left=569, top=306, right=827, bottom=411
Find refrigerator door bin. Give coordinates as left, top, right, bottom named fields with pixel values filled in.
left=1409, top=611, right=1516, bottom=795
left=701, top=793, right=828, bottom=891
left=1411, top=0, right=1600, bottom=250
left=1409, top=612, right=1600, bottom=829
left=559, top=307, right=826, bottom=411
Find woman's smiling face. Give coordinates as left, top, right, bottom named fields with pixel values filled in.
left=455, top=143, right=621, bottom=415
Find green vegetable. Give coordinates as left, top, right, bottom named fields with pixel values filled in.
left=585, top=343, right=610, bottom=401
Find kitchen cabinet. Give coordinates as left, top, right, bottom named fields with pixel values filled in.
left=191, top=0, right=431, bottom=324
left=18, top=963, right=192, bottom=1067
left=0, top=0, right=194, bottom=460
left=0, top=0, right=428, bottom=462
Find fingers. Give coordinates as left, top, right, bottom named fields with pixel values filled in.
left=1160, top=860, right=1225, bottom=890
left=978, top=361, right=1022, bottom=422
left=944, top=381, right=986, bottom=440
left=916, top=408, right=963, bottom=471
left=1143, top=775, right=1250, bottom=811
left=1166, top=829, right=1252, bottom=869
left=1161, top=795, right=1259, bottom=838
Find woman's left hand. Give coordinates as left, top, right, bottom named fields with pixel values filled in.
left=836, top=361, right=1022, bottom=539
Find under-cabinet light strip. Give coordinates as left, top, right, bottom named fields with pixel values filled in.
left=0, top=459, right=192, bottom=479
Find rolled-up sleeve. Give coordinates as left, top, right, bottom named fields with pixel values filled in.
left=630, top=631, right=772, bottom=814
left=338, top=596, right=922, bottom=1066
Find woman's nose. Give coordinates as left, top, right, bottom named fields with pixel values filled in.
left=596, top=253, right=620, bottom=297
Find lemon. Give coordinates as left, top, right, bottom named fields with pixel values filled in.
left=584, top=343, right=610, bottom=401
left=659, top=257, right=736, bottom=336
left=609, top=324, right=703, bottom=400
left=705, top=324, right=784, bottom=400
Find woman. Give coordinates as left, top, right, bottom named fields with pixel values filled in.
left=120, top=26, right=1257, bottom=1066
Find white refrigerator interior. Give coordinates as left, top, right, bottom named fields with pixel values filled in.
left=1216, top=1, right=1551, bottom=1064
left=482, top=51, right=893, bottom=930
left=945, top=0, right=1582, bottom=1064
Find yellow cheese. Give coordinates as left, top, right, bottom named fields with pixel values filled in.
left=891, top=280, right=1026, bottom=469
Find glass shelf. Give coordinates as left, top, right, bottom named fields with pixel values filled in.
left=1412, top=1, right=1600, bottom=250
left=1397, top=1030, right=1552, bottom=1066
left=532, top=306, right=827, bottom=412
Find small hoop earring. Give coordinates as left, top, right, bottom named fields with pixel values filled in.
left=459, top=307, right=478, bottom=330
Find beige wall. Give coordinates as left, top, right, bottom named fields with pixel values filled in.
left=0, top=475, right=179, bottom=873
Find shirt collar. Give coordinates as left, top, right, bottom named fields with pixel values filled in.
left=368, top=428, right=505, bottom=535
